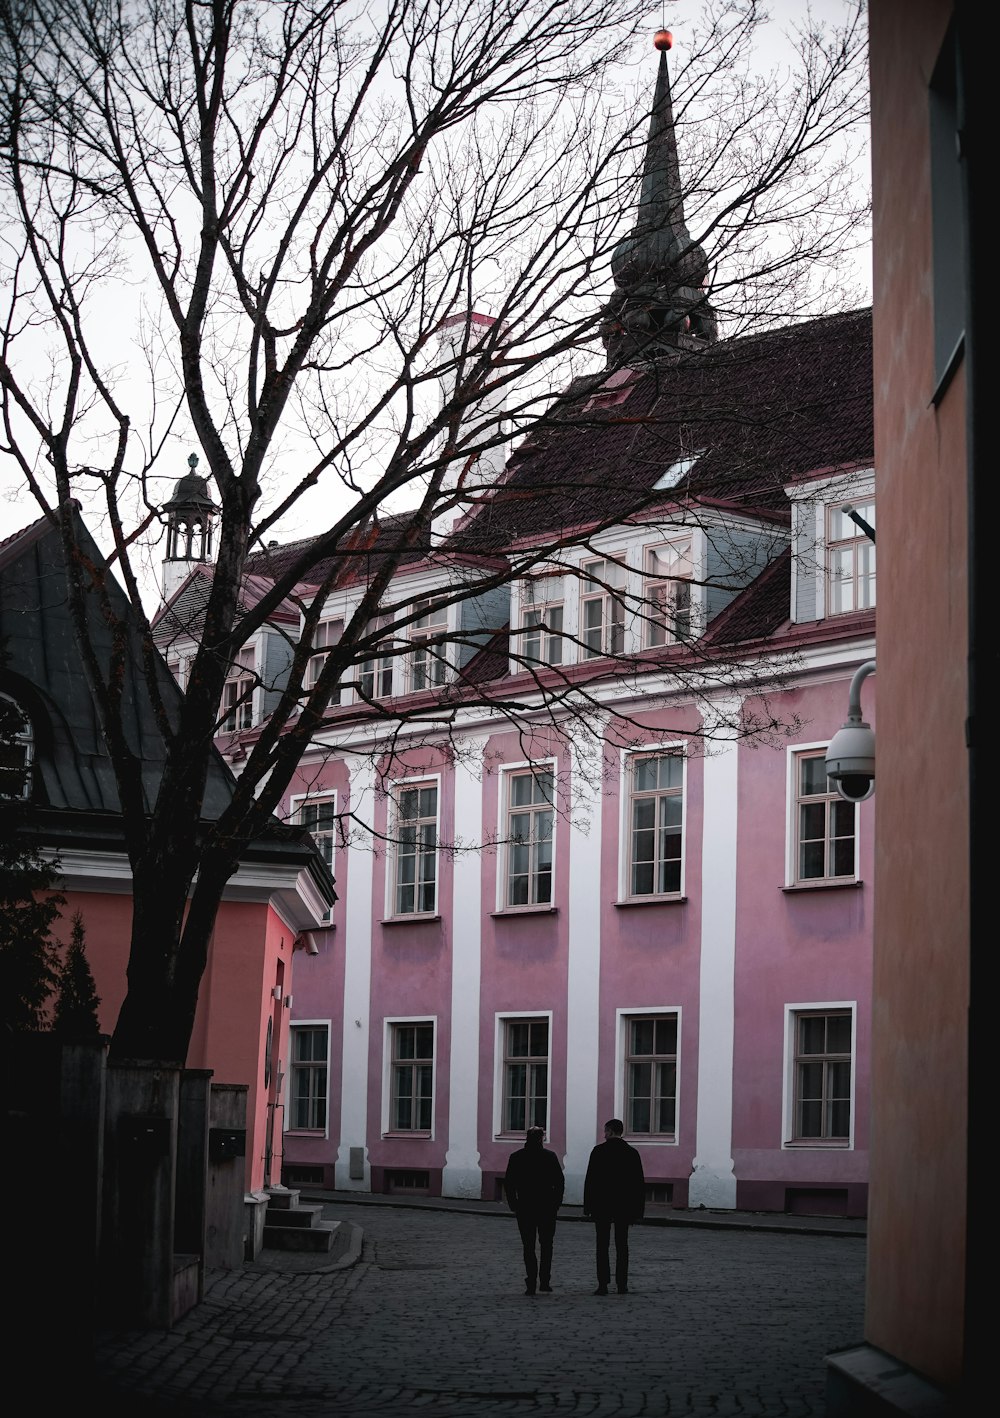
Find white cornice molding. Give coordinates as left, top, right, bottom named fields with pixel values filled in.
left=44, top=848, right=330, bottom=929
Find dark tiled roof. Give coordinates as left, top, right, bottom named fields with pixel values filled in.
left=447, top=308, right=873, bottom=553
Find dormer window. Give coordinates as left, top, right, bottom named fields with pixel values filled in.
left=407, top=598, right=448, bottom=692
left=359, top=617, right=394, bottom=701
left=827, top=500, right=876, bottom=614
left=306, top=619, right=344, bottom=705
left=580, top=557, right=626, bottom=659
left=643, top=539, right=693, bottom=647
left=220, top=648, right=256, bottom=732
left=0, top=694, right=33, bottom=799
left=520, top=575, right=564, bottom=667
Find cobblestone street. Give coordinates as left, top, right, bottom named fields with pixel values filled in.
left=93, top=1201, right=867, bottom=1418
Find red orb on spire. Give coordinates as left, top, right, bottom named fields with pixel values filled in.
left=654, top=28, right=673, bottom=51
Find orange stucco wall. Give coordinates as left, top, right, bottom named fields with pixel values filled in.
left=52, top=887, right=290, bottom=1194
left=868, top=0, right=968, bottom=1387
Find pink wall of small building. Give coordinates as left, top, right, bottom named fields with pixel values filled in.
left=52, top=886, right=293, bottom=1192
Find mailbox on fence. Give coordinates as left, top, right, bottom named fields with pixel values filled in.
left=209, top=1127, right=246, bottom=1162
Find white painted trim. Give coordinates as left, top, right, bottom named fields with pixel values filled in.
left=494, top=757, right=558, bottom=913
left=690, top=699, right=740, bottom=1210
left=283, top=1018, right=332, bottom=1140
left=617, top=740, right=687, bottom=902
left=785, top=742, right=860, bottom=887
left=381, top=1015, right=438, bottom=1141
left=613, top=1005, right=682, bottom=1146
left=564, top=731, right=604, bottom=1202
left=781, top=1001, right=857, bottom=1151
left=492, top=1010, right=554, bottom=1142
left=383, top=770, right=443, bottom=921
left=443, top=739, right=486, bottom=1197
left=335, top=759, right=376, bottom=1191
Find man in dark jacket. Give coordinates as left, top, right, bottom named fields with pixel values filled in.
left=583, top=1118, right=645, bottom=1295
left=504, top=1126, right=565, bottom=1295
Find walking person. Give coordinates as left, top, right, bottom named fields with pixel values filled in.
left=583, top=1118, right=645, bottom=1295
left=504, top=1125, right=565, bottom=1295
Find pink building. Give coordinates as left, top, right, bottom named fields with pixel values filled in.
left=150, top=40, right=877, bottom=1223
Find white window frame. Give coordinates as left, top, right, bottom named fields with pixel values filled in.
left=358, top=615, right=395, bottom=702
left=290, top=789, right=338, bottom=875
left=387, top=773, right=441, bottom=918
left=220, top=647, right=256, bottom=731
left=305, top=618, right=344, bottom=705
left=782, top=1002, right=856, bottom=1149
left=614, top=1006, right=682, bottom=1145
left=285, top=1021, right=330, bottom=1135
left=497, top=760, right=557, bottom=910
left=382, top=1016, right=436, bottom=1138
left=493, top=1011, right=553, bottom=1138
left=0, top=692, right=33, bottom=799
left=785, top=744, right=859, bottom=886
left=519, top=575, right=565, bottom=667
left=619, top=744, right=686, bottom=900
left=579, top=555, right=627, bottom=659
left=827, top=497, right=876, bottom=615
left=642, top=538, right=693, bottom=648
left=406, top=597, right=449, bottom=693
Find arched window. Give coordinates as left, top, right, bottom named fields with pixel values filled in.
left=0, top=693, right=33, bottom=799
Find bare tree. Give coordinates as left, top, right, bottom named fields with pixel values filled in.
left=0, top=0, right=869, bottom=1064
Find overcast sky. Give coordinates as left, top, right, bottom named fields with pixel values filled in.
left=0, top=2, right=871, bottom=573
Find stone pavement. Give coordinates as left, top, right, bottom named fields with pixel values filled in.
left=89, top=1195, right=867, bottom=1418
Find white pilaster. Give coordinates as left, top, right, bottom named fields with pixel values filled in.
left=443, top=737, right=487, bottom=1197
left=334, top=758, right=376, bottom=1191
left=564, top=727, right=605, bottom=1203
left=689, top=697, right=740, bottom=1208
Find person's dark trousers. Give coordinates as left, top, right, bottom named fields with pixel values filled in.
left=517, top=1210, right=556, bottom=1290
left=594, top=1216, right=631, bottom=1291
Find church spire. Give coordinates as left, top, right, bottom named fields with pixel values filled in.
left=600, top=30, right=718, bottom=366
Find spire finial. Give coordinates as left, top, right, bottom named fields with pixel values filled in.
left=188, top=453, right=198, bottom=470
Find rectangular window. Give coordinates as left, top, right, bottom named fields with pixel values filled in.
left=502, top=1017, right=549, bottom=1132
left=643, top=540, right=693, bottom=647
left=220, top=647, right=255, bottom=731
left=392, top=781, right=438, bottom=916
left=389, top=1022, right=434, bottom=1132
left=827, top=501, right=875, bottom=614
left=293, top=792, right=337, bottom=874
left=306, top=619, right=344, bottom=704
left=359, top=617, right=394, bottom=700
left=407, top=598, right=448, bottom=692
left=521, top=576, right=564, bottom=666
left=580, top=557, right=626, bottom=659
left=795, top=751, right=857, bottom=883
left=628, top=752, right=684, bottom=897
left=624, top=1014, right=678, bottom=1137
left=792, top=1011, right=852, bottom=1143
left=503, top=767, right=554, bottom=908
left=288, top=1025, right=329, bottom=1131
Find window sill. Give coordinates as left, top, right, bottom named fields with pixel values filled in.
left=614, top=895, right=687, bottom=908
left=382, top=1131, right=432, bottom=1140
left=490, top=906, right=559, bottom=918
left=379, top=914, right=442, bottom=926
left=783, top=1139, right=851, bottom=1150
left=624, top=1135, right=677, bottom=1146
left=782, top=880, right=863, bottom=894
left=284, top=1129, right=327, bottom=1139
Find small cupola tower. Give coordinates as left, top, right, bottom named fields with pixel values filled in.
left=161, top=453, right=218, bottom=600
